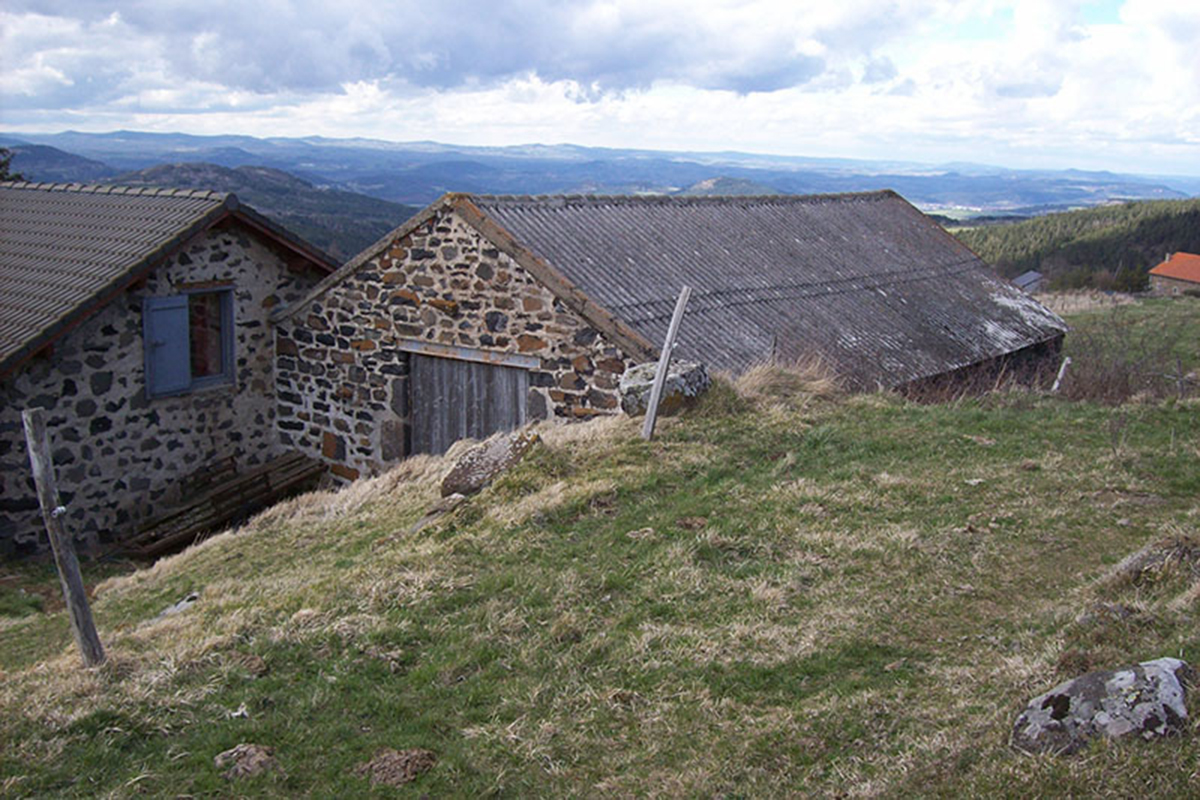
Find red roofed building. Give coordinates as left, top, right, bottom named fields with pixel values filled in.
left=1149, top=252, right=1200, bottom=296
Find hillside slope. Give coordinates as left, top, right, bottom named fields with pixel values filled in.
left=114, top=163, right=419, bottom=259
left=3, top=307, right=1198, bottom=797
left=2, top=143, right=116, bottom=183
left=679, top=176, right=784, bottom=196
left=955, top=198, right=1200, bottom=290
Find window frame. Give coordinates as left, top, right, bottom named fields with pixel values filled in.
left=143, top=287, right=236, bottom=398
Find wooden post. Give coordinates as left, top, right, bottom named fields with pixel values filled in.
left=642, top=286, right=692, bottom=441
left=1051, top=356, right=1072, bottom=394
left=21, top=408, right=105, bottom=668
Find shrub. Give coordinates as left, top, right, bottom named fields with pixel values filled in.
left=1058, top=307, right=1197, bottom=404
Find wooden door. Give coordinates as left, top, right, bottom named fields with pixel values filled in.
left=409, top=354, right=529, bottom=455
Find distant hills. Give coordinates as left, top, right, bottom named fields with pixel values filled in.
left=4, top=130, right=1199, bottom=273
left=3, top=143, right=114, bottom=183
left=955, top=198, right=1200, bottom=291
left=3, top=130, right=1195, bottom=211
left=680, top=176, right=783, bottom=196
left=111, top=163, right=418, bottom=260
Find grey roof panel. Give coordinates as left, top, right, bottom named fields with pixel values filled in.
left=0, top=181, right=336, bottom=374
left=470, top=192, right=1067, bottom=387
left=0, top=182, right=230, bottom=368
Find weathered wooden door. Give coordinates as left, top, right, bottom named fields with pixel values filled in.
left=409, top=354, right=529, bottom=455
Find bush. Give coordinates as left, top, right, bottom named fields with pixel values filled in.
left=1058, top=307, right=1197, bottom=404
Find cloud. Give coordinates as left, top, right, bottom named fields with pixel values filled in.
left=1, top=1, right=938, bottom=99
left=0, top=1, right=1198, bottom=175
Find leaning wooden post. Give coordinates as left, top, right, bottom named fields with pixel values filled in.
left=22, top=408, right=106, bottom=667
left=1051, top=356, right=1072, bottom=394
left=642, top=286, right=692, bottom=441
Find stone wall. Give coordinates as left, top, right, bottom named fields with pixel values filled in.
left=0, top=222, right=322, bottom=557
left=1150, top=275, right=1199, bottom=296
left=275, top=206, right=637, bottom=480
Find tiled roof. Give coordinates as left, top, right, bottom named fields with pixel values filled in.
left=1149, top=252, right=1200, bottom=285
left=0, top=181, right=336, bottom=374
left=467, top=192, right=1067, bottom=388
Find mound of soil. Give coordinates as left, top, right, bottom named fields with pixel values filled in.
left=353, top=748, right=437, bottom=787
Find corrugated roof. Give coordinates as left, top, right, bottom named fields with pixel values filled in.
left=1013, top=270, right=1043, bottom=290
left=0, top=181, right=337, bottom=375
left=1149, top=252, right=1200, bottom=285
left=467, top=192, right=1067, bottom=388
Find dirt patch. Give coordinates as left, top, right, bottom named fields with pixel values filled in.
left=214, top=743, right=284, bottom=780
left=353, top=748, right=437, bottom=787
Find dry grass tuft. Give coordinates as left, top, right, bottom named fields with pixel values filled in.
left=734, top=358, right=841, bottom=410
left=1035, top=290, right=1137, bottom=314
left=1098, top=531, right=1200, bottom=590
left=532, top=413, right=639, bottom=450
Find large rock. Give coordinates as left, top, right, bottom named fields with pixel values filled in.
left=1011, top=657, right=1193, bottom=755
left=440, top=429, right=539, bottom=497
left=619, top=360, right=710, bottom=416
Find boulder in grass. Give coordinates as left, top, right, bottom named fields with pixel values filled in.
left=440, top=429, right=539, bottom=497
left=1011, top=657, right=1193, bottom=755
left=619, top=360, right=710, bottom=416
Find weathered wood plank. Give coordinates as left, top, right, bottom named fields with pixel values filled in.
left=410, top=355, right=529, bottom=456
left=22, top=408, right=106, bottom=668
left=643, top=286, right=692, bottom=441
left=127, top=453, right=323, bottom=557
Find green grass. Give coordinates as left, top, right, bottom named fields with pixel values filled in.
left=0, top=586, right=43, bottom=618
left=3, top=342, right=1200, bottom=796
left=1065, top=296, right=1199, bottom=370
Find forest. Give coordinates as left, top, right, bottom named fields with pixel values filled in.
left=955, top=198, right=1200, bottom=291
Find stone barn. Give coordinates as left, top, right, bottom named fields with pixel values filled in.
left=0, top=181, right=336, bottom=556
left=275, top=191, right=1066, bottom=480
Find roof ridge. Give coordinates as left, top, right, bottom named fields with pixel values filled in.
left=465, top=190, right=898, bottom=207
left=0, top=180, right=229, bottom=201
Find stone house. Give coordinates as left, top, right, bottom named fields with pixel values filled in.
left=0, top=181, right=336, bottom=556
left=275, top=191, right=1067, bottom=480
left=1148, top=252, right=1200, bottom=296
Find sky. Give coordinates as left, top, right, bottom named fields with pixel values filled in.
left=2, top=0, right=1198, bottom=175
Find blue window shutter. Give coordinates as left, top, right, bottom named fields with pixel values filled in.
left=143, top=296, right=191, bottom=396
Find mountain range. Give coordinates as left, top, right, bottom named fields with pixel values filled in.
left=5, top=130, right=1197, bottom=210
left=108, top=163, right=417, bottom=260
left=3, top=130, right=1199, bottom=260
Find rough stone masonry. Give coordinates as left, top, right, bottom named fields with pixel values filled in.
left=275, top=206, right=638, bottom=481
left=0, top=226, right=320, bottom=556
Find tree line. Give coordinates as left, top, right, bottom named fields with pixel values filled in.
left=954, top=199, right=1200, bottom=292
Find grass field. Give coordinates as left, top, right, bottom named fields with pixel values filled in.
left=2, top=298, right=1198, bottom=797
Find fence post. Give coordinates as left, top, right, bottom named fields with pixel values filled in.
left=21, top=408, right=106, bottom=668
left=1051, top=356, right=1072, bottom=394
left=642, top=286, right=692, bottom=441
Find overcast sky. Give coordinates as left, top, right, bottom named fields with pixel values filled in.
left=2, top=0, right=1197, bottom=175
